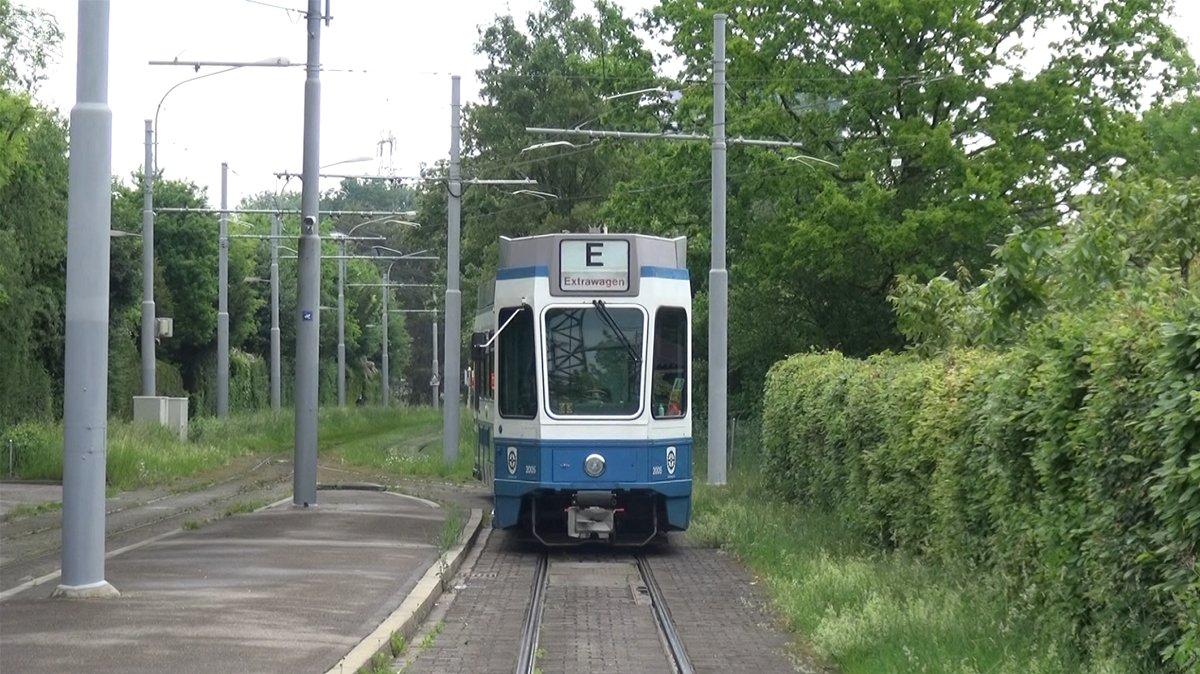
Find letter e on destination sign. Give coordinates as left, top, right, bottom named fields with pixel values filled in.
left=559, top=240, right=629, bottom=292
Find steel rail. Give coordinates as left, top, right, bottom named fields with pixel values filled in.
left=636, top=555, right=695, bottom=674
left=515, top=552, right=549, bottom=674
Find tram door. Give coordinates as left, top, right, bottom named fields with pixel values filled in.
left=470, top=331, right=494, bottom=487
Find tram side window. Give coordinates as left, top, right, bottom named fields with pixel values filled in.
left=498, top=307, right=536, bottom=418
left=470, top=332, right=491, bottom=410
left=651, top=307, right=688, bottom=419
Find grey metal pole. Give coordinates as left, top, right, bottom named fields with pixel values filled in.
left=381, top=265, right=390, bottom=405
left=217, top=161, right=230, bottom=418
left=294, top=0, right=323, bottom=507
left=708, top=14, right=728, bottom=486
left=432, top=319, right=439, bottom=410
left=270, top=212, right=281, bottom=410
left=337, top=237, right=346, bottom=406
left=57, top=0, right=118, bottom=598
left=141, top=119, right=156, bottom=396
left=442, top=75, right=462, bottom=468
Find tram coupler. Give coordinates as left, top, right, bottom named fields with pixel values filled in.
left=566, top=491, right=616, bottom=539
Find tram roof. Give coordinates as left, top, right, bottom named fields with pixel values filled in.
left=499, top=233, right=687, bottom=271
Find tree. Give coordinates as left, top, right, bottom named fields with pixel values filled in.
left=320, top=179, right=421, bottom=402
left=0, top=101, right=67, bottom=422
left=446, top=0, right=669, bottom=401
left=1141, top=93, right=1200, bottom=179
left=0, top=0, right=61, bottom=94
left=612, top=0, right=1198, bottom=413
left=110, top=178, right=221, bottom=393
left=234, top=183, right=420, bottom=405
left=0, top=2, right=67, bottom=422
left=0, top=1, right=60, bottom=189
left=463, top=0, right=666, bottom=254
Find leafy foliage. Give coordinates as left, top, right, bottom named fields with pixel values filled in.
left=889, top=169, right=1200, bottom=354
left=763, top=180, right=1200, bottom=668
left=442, top=0, right=674, bottom=353
left=621, top=0, right=1195, bottom=413
left=0, top=0, right=61, bottom=94
left=764, top=289, right=1199, bottom=669
left=0, top=97, right=65, bottom=423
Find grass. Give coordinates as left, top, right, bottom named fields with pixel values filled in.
left=364, top=651, right=392, bottom=674
left=418, top=622, right=444, bottom=650
left=690, top=426, right=1142, bottom=674
left=436, top=505, right=466, bottom=553
left=1, top=405, right=476, bottom=490
left=390, top=632, right=408, bottom=657
left=2, top=501, right=63, bottom=520
left=434, top=505, right=467, bottom=591
left=223, top=499, right=269, bottom=517
left=328, top=408, right=477, bottom=482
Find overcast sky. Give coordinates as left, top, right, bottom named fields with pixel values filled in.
left=20, top=0, right=1200, bottom=207
left=22, top=0, right=662, bottom=205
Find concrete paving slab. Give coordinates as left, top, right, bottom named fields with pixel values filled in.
left=0, top=488, right=461, bottom=674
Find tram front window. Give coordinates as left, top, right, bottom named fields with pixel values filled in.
left=545, top=306, right=644, bottom=416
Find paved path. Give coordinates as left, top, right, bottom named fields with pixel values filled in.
left=1, top=488, right=458, bottom=674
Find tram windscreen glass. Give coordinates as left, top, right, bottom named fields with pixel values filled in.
left=545, top=307, right=644, bottom=416
left=498, top=307, right=536, bottom=418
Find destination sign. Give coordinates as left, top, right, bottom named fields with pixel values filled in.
left=559, top=240, right=629, bottom=292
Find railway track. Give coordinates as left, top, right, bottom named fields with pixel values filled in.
left=515, top=553, right=549, bottom=674
left=515, top=551, right=694, bottom=674
left=635, top=554, right=694, bottom=674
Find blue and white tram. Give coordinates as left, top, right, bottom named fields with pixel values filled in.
left=469, top=233, right=692, bottom=545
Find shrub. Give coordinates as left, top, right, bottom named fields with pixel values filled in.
left=760, top=289, right=1200, bottom=669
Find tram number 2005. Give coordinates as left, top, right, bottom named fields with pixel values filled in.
left=525, top=465, right=537, bottom=475
left=652, top=466, right=663, bottom=476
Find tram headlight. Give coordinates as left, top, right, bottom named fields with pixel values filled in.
left=584, top=453, right=606, bottom=478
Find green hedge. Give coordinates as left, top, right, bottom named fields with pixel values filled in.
left=762, top=290, right=1200, bottom=670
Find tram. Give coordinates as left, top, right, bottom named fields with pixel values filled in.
left=469, top=233, right=692, bottom=545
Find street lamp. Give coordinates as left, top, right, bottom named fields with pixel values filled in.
left=439, top=77, right=544, bottom=466
left=269, top=211, right=283, bottom=409
left=379, top=259, right=397, bottom=405
left=348, top=217, right=421, bottom=236
left=321, top=155, right=373, bottom=170
left=329, top=231, right=350, bottom=406
left=217, top=163, right=230, bottom=417
left=600, top=86, right=668, bottom=101
left=387, top=305, right=442, bottom=409
left=215, top=165, right=272, bottom=417
left=366, top=245, right=440, bottom=405
left=445, top=75, right=463, bottom=469
left=151, top=57, right=294, bottom=173
left=787, top=154, right=840, bottom=169
left=429, top=299, right=440, bottom=410
left=372, top=245, right=432, bottom=259
left=510, top=189, right=559, bottom=199
left=151, top=14, right=325, bottom=506
left=142, top=55, right=293, bottom=405
left=59, top=0, right=118, bottom=599
left=519, top=140, right=585, bottom=153
left=325, top=230, right=406, bottom=407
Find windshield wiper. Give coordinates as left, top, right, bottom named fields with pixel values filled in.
left=591, top=299, right=641, bottom=364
